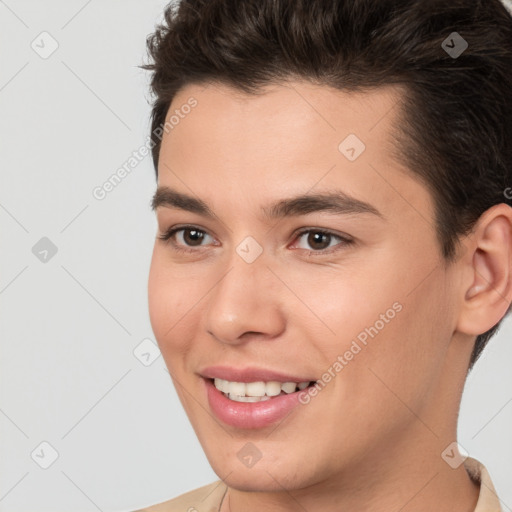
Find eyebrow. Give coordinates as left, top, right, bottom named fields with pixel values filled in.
left=151, top=186, right=384, bottom=220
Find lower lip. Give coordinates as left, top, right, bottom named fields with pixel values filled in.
left=204, top=378, right=306, bottom=429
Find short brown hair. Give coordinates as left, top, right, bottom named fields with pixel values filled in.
left=142, top=0, right=512, bottom=370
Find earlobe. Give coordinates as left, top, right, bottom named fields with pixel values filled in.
left=457, top=204, right=512, bottom=336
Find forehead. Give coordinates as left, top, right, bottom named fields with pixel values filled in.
left=158, top=80, right=434, bottom=231
left=167, top=80, right=402, bottom=156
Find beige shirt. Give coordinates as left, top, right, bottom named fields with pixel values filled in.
left=134, top=457, right=503, bottom=512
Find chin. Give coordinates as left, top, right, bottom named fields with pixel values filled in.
left=206, top=451, right=315, bottom=492
left=218, top=467, right=295, bottom=492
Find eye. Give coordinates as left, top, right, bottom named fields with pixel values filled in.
left=291, top=228, right=354, bottom=255
left=157, top=225, right=215, bottom=253
left=157, top=225, right=354, bottom=256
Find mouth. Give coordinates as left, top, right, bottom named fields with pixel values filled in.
left=210, top=377, right=316, bottom=402
left=202, top=376, right=318, bottom=429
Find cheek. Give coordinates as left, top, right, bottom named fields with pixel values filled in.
left=147, top=249, right=201, bottom=354
left=289, top=250, right=447, bottom=393
left=282, top=259, right=403, bottom=357
left=147, top=249, right=167, bottom=341
left=341, top=272, right=452, bottom=414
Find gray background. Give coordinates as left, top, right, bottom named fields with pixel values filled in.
left=0, top=1, right=511, bottom=511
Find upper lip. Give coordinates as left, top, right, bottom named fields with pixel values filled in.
left=200, top=365, right=315, bottom=383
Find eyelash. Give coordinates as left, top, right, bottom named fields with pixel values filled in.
left=157, top=224, right=354, bottom=257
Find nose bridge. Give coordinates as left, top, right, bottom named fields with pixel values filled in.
left=217, top=231, right=270, bottom=299
left=204, top=244, right=285, bottom=343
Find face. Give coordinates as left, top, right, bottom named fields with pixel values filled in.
left=148, top=80, right=462, bottom=491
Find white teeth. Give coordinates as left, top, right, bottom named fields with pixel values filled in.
left=281, top=382, right=297, bottom=394
left=213, top=378, right=312, bottom=399
left=265, top=381, right=282, bottom=396
left=228, top=381, right=246, bottom=396
left=214, top=378, right=229, bottom=393
left=246, top=381, right=266, bottom=396
left=228, top=393, right=271, bottom=402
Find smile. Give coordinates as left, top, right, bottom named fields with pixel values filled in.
left=213, top=378, right=313, bottom=402
left=202, top=376, right=317, bottom=428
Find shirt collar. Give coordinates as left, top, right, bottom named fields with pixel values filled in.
left=464, top=457, right=503, bottom=511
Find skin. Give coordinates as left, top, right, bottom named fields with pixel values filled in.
left=147, top=80, right=512, bottom=512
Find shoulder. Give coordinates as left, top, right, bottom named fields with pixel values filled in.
left=133, top=480, right=227, bottom=512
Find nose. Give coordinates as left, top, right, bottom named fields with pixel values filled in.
left=204, top=253, right=286, bottom=346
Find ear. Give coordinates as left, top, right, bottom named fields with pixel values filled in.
left=456, top=203, right=512, bottom=336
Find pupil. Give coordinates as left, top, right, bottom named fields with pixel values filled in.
left=185, top=229, right=204, bottom=246
left=309, top=232, right=330, bottom=250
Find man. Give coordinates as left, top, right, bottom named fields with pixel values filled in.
left=136, top=0, right=512, bottom=510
